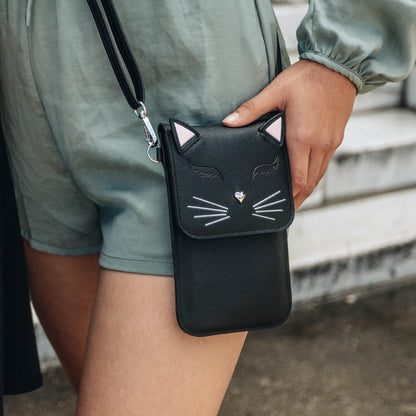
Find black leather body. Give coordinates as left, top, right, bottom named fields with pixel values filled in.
left=158, top=113, right=294, bottom=336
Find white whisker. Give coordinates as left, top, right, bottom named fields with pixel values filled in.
left=254, top=199, right=286, bottom=210
left=187, top=205, right=227, bottom=213
left=252, top=190, right=281, bottom=208
left=255, top=209, right=283, bottom=213
left=252, top=213, right=275, bottom=221
left=205, top=216, right=231, bottom=226
left=192, top=196, right=228, bottom=210
left=194, top=213, right=227, bottom=218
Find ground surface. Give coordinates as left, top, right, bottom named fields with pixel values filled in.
left=4, top=283, right=416, bottom=416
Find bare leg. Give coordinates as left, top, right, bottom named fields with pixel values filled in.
left=23, top=239, right=100, bottom=390
left=76, top=269, right=247, bottom=416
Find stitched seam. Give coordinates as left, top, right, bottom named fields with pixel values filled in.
left=21, top=230, right=101, bottom=253
left=254, top=0, right=272, bottom=83
left=25, top=6, right=102, bottom=207
left=101, top=251, right=172, bottom=264
left=311, top=0, right=317, bottom=52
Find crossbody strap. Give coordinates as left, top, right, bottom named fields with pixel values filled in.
left=86, top=0, right=159, bottom=161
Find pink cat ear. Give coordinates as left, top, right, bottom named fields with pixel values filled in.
left=173, top=121, right=196, bottom=147
left=264, top=117, right=282, bottom=143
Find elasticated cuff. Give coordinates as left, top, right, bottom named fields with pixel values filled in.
left=299, top=51, right=362, bottom=93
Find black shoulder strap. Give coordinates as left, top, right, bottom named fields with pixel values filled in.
left=86, top=0, right=145, bottom=110
left=86, top=0, right=160, bottom=162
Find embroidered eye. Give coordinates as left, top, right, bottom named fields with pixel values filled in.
left=252, top=154, right=279, bottom=180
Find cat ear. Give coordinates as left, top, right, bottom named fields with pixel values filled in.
left=174, top=122, right=195, bottom=146
left=259, top=113, right=284, bottom=144
left=170, top=119, right=200, bottom=151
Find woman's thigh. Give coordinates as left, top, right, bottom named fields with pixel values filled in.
left=23, top=239, right=100, bottom=391
left=76, top=268, right=247, bottom=416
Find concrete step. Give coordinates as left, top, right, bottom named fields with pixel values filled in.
left=33, top=311, right=58, bottom=368
left=405, top=68, right=416, bottom=110
left=301, top=108, right=416, bottom=208
left=35, top=188, right=416, bottom=366
left=289, top=187, right=416, bottom=302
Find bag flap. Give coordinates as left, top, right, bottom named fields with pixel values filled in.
left=158, top=112, right=294, bottom=240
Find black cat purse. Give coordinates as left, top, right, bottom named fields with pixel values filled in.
left=87, top=0, right=294, bottom=336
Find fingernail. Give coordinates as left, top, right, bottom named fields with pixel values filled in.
left=222, top=112, right=240, bottom=124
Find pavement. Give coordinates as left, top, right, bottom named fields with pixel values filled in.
left=4, top=282, right=416, bottom=416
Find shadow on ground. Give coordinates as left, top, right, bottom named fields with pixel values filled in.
left=4, top=283, right=416, bottom=416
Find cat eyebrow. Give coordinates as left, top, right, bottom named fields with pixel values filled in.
left=187, top=160, right=223, bottom=180
left=252, top=154, right=279, bottom=180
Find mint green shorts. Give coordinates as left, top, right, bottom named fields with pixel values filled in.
left=0, top=0, right=287, bottom=275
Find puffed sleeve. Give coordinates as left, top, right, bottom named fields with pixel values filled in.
left=296, top=0, right=416, bottom=93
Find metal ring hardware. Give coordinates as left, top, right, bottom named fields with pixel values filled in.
left=134, top=102, right=160, bottom=163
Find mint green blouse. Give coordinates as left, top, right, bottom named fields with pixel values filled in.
left=296, top=0, right=416, bottom=93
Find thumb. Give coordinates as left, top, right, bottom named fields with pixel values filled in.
left=222, top=80, right=283, bottom=127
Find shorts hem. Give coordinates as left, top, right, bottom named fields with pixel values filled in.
left=21, top=229, right=102, bottom=256
left=99, top=252, right=174, bottom=277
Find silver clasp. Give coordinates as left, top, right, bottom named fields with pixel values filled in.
left=134, top=101, right=160, bottom=163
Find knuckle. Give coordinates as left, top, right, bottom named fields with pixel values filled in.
left=289, top=130, right=342, bottom=153
left=239, top=99, right=258, bottom=114
left=302, top=185, right=315, bottom=196
left=289, top=127, right=309, bottom=143
left=318, top=139, right=333, bottom=153
left=292, top=176, right=307, bottom=189
left=321, top=134, right=343, bottom=152
left=297, top=186, right=315, bottom=200
left=334, top=135, right=344, bottom=149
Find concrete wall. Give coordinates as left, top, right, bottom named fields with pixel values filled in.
left=272, top=0, right=416, bottom=303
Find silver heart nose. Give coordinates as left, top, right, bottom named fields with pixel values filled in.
left=234, top=191, right=246, bottom=203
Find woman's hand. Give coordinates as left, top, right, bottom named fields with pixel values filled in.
left=223, top=59, right=357, bottom=209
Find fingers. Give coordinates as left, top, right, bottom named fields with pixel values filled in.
left=292, top=148, right=326, bottom=210
left=222, top=79, right=282, bottom=127
left=317, top=152, right=334, bottom=184
left=287, top=129, right=338, bottom=209
left=221, top=59, right=355, bottom=208
left=286, top=139, right=310, bottom=205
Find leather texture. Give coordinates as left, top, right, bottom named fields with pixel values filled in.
left=159, top=113, right=294, bottom=239
left=159, top=112, right=294, bottom=336
left=86, top=0, right=293, bottom=335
